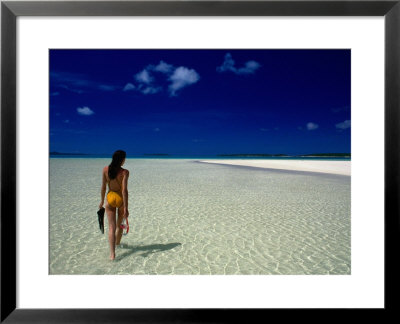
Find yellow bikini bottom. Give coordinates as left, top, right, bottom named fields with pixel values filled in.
left=107, top=191, right=123, bottom=208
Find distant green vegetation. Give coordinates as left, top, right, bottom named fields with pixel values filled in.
left=50, top=151, right=90, bottom=156
left=217, top=153, right=351, bottom=158
left=218, top=154, right=291, bottom=157
left=299, top=153, right=351, bottom=157
left=143, top=153, right=170, bottom=156
left=50, top=152, right=350, bottom=158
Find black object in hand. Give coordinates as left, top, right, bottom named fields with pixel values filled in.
left=97, top=207, right=105, bottom=234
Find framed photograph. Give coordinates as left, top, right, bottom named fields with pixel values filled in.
left=1, top=0, right=399, bottom=322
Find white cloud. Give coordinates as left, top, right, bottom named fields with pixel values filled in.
left=59, top=84, right=85, bottom=94
left=129, top=62, right=200, bottom=96
left=168, top=67, right=200, bottom=96
left=237, top=60, right=261, bottom=74
left=151, top=61, right=173, bottom=74
left=306, top=122, right=319, bottom=130
left=140, top=86, right=162, bottom=95
left=135, top=69, right=153, bottom=84
left=217, top=53, right=261, bottom=75
left=123, top=83, right=135, bottom=91
left=77, top=106, right=94, bottom=116
left=217, top=53, right=236, bottom=73
left=336, top=120, right=351, bottom=129
left=51, top=71, right=118, bottom=93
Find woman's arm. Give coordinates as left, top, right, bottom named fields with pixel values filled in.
left=122, top=170, right=129, bottom=217
left=99, top=167, right=107, bottom=209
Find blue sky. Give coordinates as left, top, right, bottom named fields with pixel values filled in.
left=49, top=49, right=350, bottom=155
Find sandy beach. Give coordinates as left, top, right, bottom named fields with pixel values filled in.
left=50, top=158, right=351, bottom=275
left=198, top=159, right=351, bottom=176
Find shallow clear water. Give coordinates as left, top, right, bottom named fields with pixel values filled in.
left=49, top=158, right=351, bottom=275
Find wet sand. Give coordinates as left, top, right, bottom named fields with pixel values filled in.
left=49, top=158, right=351, bottom=275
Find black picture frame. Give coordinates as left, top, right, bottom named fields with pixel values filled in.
left=1, top=0, right=399, bottom=322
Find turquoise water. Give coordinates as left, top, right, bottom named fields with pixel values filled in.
left=49, top=158, right=351, bottom=275
left=50, top=154, right=351, bottom=161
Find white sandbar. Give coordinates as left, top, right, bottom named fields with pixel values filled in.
left=198, top=159, right=351, bottom=176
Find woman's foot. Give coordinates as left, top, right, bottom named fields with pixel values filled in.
left=110, top=253, right=115, bottom=261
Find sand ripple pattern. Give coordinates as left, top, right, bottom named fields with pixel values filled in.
left=50, top=159, right=351, bottom=275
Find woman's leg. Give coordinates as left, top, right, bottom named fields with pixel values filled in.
left=115, top=206, right=125, bottom=246
left=106, top=203, right=117, bottom=260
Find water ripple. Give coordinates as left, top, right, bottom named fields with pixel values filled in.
left=50, top=159, right=351, bottom=275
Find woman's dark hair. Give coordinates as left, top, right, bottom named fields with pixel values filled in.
left=108, top=150, right=126, bottom=179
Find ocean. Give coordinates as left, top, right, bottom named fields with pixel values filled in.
left=49, top=158, right=351, bottom=275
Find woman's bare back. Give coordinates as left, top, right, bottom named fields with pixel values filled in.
left=104, top=166, right=126, bottom=192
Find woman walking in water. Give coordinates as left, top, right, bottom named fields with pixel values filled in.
left=99, top=150, right=130, bottom=260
